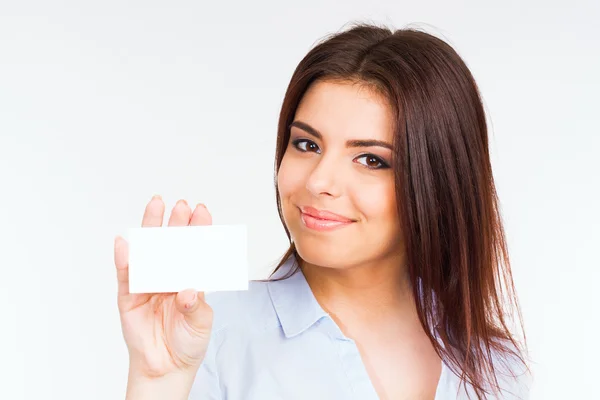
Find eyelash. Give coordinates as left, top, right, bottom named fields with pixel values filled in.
left=291, top=138, right=390, bottom=170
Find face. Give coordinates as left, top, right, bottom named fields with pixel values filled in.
left=277, top=79, right=403, bottom=270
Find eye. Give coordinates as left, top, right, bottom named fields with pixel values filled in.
left=292, top=138, right=321, bottom=153
left=355, top=154, right=390, bottom=170
left=291, top=138, right=389, bottom=170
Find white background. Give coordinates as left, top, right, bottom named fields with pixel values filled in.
left=1, top=1, right=598, bottom=399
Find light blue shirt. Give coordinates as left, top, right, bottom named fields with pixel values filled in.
left=190, top=254, right=531, bottom=399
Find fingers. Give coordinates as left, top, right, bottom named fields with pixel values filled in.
left=175, top=289, right=212, bottom=333
left=189, top=203, right=212, bottom=226
left=115, top=196, right=211, bottom=316
left=114, top=235, right=130, bottom=297
left=142, top=195, right=165, bottom=227
left=144, top=196, right=211, bottom=228
left=168, top=199, right=192, bottom=226
left=116, top=195, right=163, bottom=300
left=173, top=203, right=212, bottom=330
left=118, top=196, right=210, bottom=301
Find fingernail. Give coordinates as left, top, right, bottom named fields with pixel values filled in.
left=177, top=199, right=188, bottom=207
left=196, top=203, right=206, bottom=209
left=152, top=194, right=162, bottom=200
left=184, top=291, right=197, bottom=309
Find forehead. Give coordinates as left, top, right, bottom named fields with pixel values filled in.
left=293, top=80, right=394, bottom=142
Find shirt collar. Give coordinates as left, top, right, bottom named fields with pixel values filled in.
left=266, top=253, right=445, bottom=345
left=267, top=253, right=329, bottom=338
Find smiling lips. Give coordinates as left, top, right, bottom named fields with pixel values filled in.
left=299, top=206, right=356, bottom=231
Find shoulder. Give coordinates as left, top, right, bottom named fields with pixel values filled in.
left=204, top=279, right=279, bottom=339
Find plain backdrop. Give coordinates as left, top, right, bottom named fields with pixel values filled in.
left=0, top=1, right=598, bottom=399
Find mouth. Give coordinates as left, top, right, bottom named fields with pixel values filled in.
left=299, top=206, right=355, bottom=222
left=298, top=206, right=356, bottom=232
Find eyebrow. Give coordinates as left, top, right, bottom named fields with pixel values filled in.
left=289, top=120, right=393, bottom=150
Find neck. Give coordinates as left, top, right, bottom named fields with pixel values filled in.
left=299, top=252, right=416, bottom=331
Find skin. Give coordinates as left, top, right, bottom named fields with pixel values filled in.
left=115, top=79, right=441, bottom=400
left=115, top=198, right=216, bottom=399
left=277, top=79, right=442, bottom=399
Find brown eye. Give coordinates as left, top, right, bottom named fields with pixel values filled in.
left=355, top=154, right=390, bottom=170
left=366, top=156, right=380, bottom=168
left=292, top=139, right=321, bottom=153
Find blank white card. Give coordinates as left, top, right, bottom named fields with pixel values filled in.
left=127, top=224, right=248, bottom=293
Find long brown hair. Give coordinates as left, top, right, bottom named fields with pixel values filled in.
left=269, top=21, right=529, bottom=399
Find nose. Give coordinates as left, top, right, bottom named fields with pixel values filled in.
left=305, top=155, right=342, bottom=198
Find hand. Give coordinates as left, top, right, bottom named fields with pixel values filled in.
left=114, top=195, right=214, bottom=379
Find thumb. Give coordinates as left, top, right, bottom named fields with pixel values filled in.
left=175, top=289, right=213, bottom=333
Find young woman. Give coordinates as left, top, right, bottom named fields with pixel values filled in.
left=114, top=22, right=531, bottom=399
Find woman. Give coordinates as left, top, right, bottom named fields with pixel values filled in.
left=114, top=22, right=531, bottom=399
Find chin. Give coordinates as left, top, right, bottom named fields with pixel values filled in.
left=293, top=236, right=354, bottom=269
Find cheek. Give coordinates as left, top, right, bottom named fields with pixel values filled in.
left=353, top=180, right=402, bottom=252
left=277, top=153, right=305, bottom=201
left=354, top=179, right=398, bottom=223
